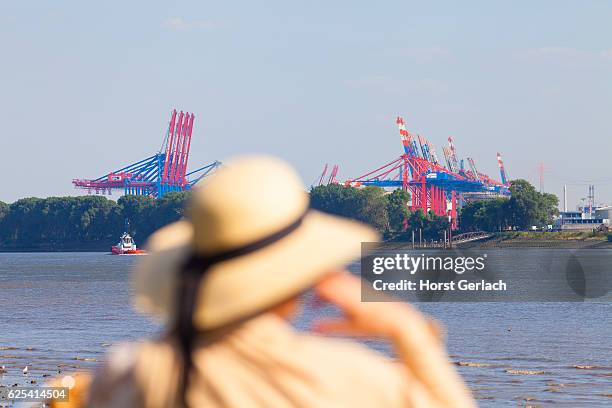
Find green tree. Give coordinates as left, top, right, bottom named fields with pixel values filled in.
left=386, top=189, right=411, bottom=234
left=458, top=179, right=559, bottom=232
left=309, top=184, right=359, bottom=218
left=311, top=184, right=450, bottom=240
left=459, top=198, right=509, bottom=232
left=353, top=187, right=389, bottom=232
left=148, top=191, right=191, bottom=234
left=506, top=179, right=540, bottom=229
left=458, top=200, right=485, bottom=232
left=539, top=192, right=559, bottom=226
left=310, top=184, right=390, bottom=232
left=406, top=209, right=426, bottom=235
left=0, top=196, right=124, bottom=249
left=392, top=209, right=449, bottom=241
left=506, top=179, right=559, bottom=229
left=423, top=211, right=450, bottom=240
left=0, top=193, right=192, bottom=251
left=117, top=195, right=157, bottom=241
left=0, top=201, right=8, bottom=222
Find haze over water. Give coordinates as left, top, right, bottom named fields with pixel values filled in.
left=0, top=252, right=610, bottom=407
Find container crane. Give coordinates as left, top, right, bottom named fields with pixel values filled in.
left=72, top=109, right=220, bottom=198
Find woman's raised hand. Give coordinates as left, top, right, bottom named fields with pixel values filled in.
left=312, top=272, right=440, bottom=342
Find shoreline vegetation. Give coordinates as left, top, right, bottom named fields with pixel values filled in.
left=2, top=179, right=609, bottom=252
left=0, top=193, right=190, bottom=252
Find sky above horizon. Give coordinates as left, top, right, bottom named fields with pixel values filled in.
left=1, top=1, right=611, bottom=209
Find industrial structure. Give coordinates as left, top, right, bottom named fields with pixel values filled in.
left=73, top=109, right=220, bottom=198
left=317, top=163, right=339, bottom=186
left=338, top=117, right=511, bottom=228
left=555, top=185, right=610, bottom=231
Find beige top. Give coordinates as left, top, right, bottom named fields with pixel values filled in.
left=88, top=314, right=474, bottom=408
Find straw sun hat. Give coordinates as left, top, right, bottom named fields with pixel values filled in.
left=133, top=155, right=378, bottom=330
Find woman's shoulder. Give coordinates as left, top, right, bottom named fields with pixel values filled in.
left=88, top=339, right=176, bottom=407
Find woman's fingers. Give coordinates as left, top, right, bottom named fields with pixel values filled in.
left=314, top=273, right=362, bottom=312
left=313, top=271, right=437, bottom=341
left=311, top=319, right=362, bottom=336
left=427, top=318, right=446, bottom=342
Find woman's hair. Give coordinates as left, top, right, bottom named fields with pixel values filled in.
left=173, top=259, right=206, bottom=408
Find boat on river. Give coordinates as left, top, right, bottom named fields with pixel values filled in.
left=111, top=232, right=145, bottom=255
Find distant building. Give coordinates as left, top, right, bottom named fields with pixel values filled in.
left=594, top=206, right=612, bottom=221
left=554, top=208, right=610, bottom=231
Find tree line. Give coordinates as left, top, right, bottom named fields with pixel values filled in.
left=0, top=193, right=190, bottom=251
left=0, top=178, right=558, bottom=251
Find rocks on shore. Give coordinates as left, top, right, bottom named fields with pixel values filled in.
left=454, top=361, right=492, bottom=367
left=505, top=369, right=546, bottom=375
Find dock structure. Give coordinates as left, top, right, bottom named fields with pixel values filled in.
left=384, top=231, right=494, bottom=249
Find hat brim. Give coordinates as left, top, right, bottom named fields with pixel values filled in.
left=132, top=210, right=378, bottom=329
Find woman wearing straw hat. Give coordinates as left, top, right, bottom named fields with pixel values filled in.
left=87, top=156, right=475, bottom=408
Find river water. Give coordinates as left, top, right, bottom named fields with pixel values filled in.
left=0, top=252, right=610, bottom=407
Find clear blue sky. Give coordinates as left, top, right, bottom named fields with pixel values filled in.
left=1, top=1, right=611, bottom=208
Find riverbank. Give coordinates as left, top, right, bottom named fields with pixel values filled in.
left=0, top=242, right=108, bottom=252
left=459, top=231, right=612, bottom=249
left=4, top=231, right=612, bottom=251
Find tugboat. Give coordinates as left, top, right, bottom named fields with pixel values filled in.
left=111, top=220, right=146, bottom=255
